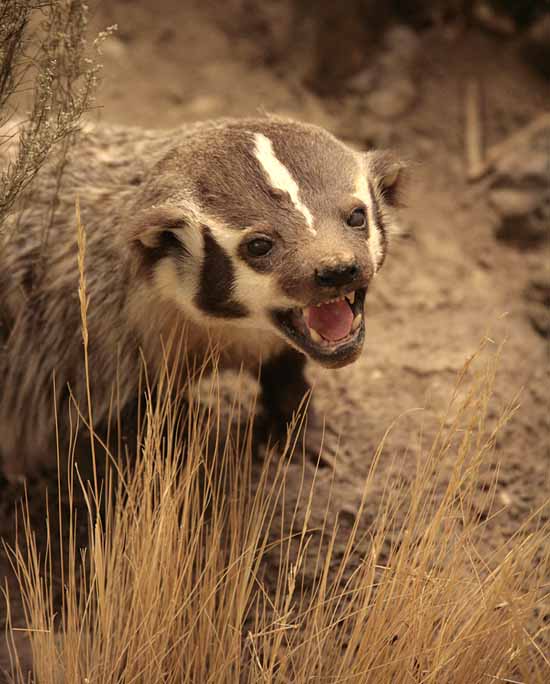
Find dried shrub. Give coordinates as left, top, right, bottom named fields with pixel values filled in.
left=0, top=0, right=112, bottom=227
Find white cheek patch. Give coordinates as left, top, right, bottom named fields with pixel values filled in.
left=253, top=132, right=316, bottom=236
left=355, top=168, right=383, bottom=272
left=154, top=259, right=199, bottom=319
left=232, top=262, right=298, bottom=323
left=153, top=223, right=204, bottom=318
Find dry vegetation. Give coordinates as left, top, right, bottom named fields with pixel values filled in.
left=2, top=209, right=549, bottom=681
left=0, top=0, right=109, bottom=228
left=3, top=341, right=549, bottom=682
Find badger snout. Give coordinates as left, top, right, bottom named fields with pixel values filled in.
left=271, top=252, right=370, bottom=368
left=314, top=260, right=360, bottom=289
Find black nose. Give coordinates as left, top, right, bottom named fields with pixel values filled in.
left=315, top=263, right=360, bottom=288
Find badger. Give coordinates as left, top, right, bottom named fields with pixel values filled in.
left=0, top=116, right=404, bottom=479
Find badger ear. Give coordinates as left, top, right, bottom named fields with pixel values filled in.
left=367, top=151, right=407, bottom=207
left=127, top=206, right=191, bottom=274
left=129, top=206, right=187, bottom=249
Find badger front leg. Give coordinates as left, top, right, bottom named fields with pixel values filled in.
left=259, top=348, right=329, bottom=462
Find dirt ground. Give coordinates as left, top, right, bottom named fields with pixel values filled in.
left=1, top=0, right=549, bottom=674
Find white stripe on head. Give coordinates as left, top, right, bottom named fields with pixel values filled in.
left=354, top=159, right=382, bottom=272
left=253, top=132, right=316, bottom=236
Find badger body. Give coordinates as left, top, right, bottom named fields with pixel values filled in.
left=0, top=117, right=403, bottom=478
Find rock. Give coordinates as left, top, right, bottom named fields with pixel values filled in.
left=347, top=68, right=377, bottom=94
left=524, top=277, right=550, bottom=338
left=492, top=188, right=550, bottom=247
left=492, top=150, right=549, bottom=190
left=361, top=24, right=420, bottom=120
left=383, top=25, right=421, bottom=66
left=366, top=77, right=417, bottom=119
left=353, top=118, right=398, bottom=148
left=100, top=35, right=128, bottom=61
left=490, top=119, right=550, bottom=248
left=185, top=95, right=225, bottom=118
left=489, top=189, right=541, bottom=217
left=494, top=209, right=549, bottom=247
left=473, top=2, right=517, bottom=36
left=522, top=15, right=550, bottom=79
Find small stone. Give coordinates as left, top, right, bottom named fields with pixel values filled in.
left=415, top=135, right=436, bottom=158
left=101, top=36, right=128, bottom=61
left=366, top=78, right=416, bottom=119
left=354, top=119, right=397, bottom=147
left=524, top=277, right=550, bottom=338
left=165, top=89, right=184, bottom=105
left=474, top=2, right=516, bottom=36
left=493, top=150, right=549, bottom=190
left=347, top=67, right=377, bottom=93
left=522, top=15, right=550, bottom=79
left=489, top=189, right=541, bottom=218
left=186, top=95, right=225, bottom=118
left=383, top=25, right=421, bottom=66
left=494, top=199, right=550, bottom=248
left=489, top=120, right=550, bottom=249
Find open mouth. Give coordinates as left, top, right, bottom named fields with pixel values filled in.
left=272, top=287, right=367, bottom=368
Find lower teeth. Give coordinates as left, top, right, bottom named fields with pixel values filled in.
left=352, top=314, right=362, bottom=331
left=310, top=328, right=322, bottom=344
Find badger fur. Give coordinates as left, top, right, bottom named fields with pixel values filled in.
left=0, top=116, right=404, bottom=478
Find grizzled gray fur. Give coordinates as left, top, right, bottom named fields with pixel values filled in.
left=0, top=116, right=405, bottom=478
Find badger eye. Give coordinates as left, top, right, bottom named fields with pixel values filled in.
left=346, top=207, right=367, bottom=228
left=247, top=237, right=273, bottom=257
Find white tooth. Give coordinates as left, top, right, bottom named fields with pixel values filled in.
left=347, top=291, right=356, bottom=305
left=352, top=314, right=362, bottom=331
left=310, top=328, right=322, bottom=344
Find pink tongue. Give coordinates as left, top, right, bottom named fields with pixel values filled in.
left=306, top=300, right=354, bottom=342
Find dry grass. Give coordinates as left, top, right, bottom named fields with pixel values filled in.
left=2, top=353, right=549, bottom=682
left=1, top=209, right=549, bottom=683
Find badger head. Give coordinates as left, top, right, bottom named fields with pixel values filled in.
left=128, top=118, right=405, bottom=369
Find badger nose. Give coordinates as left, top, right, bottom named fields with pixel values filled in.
left=315, top=262, right=360, bottom=288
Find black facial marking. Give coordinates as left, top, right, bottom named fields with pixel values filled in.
left=140, top=224, right=189, bottom=275
left=196, top=226, right=249, bottom=319
left=368, top=179, right=388, bottom=267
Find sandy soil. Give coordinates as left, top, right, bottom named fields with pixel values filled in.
left=1, top=0, right=549, bottom=673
